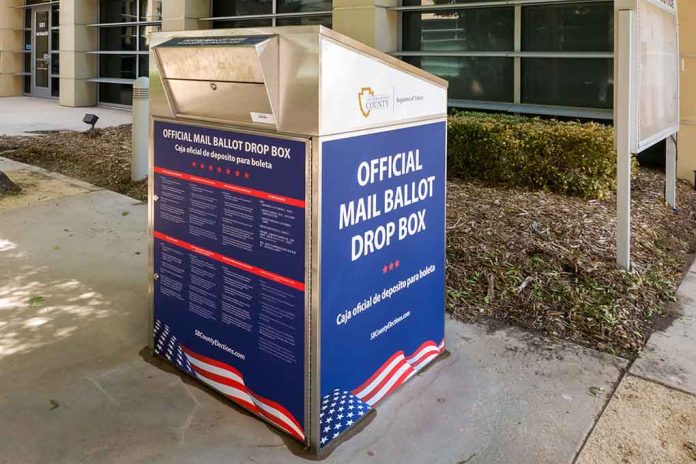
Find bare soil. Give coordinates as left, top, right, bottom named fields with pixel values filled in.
left=0, top=125, right=145, bottom=201
left=2, top=125, right=695, bottom=356
left=447, top=171, right=696, bottom=357
left=577, top=375, right=696, bottom=464
left=0, top=170, right=88, bottom=212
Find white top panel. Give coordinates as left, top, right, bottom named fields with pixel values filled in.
left=634, top=0, right=680, bottom=151
left=319, top=37, right=448, bottom=136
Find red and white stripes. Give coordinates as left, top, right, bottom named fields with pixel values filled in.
left=351, top=339, right=445, bottom=407
left=181, top=347, right=305, bottom=442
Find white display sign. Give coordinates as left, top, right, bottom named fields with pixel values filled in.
left=632, top=0, right=680, bottom=152
left=614, top=0, right=680, bottom=270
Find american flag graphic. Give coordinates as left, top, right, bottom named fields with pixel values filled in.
left=153, top=319, right=305, bottom=442
left=352, top=339, right=445, bottom=407
left=153, top=319, right=193, bottom=374
left=319, top=389, right=371, bottom=448
left=320, top=338, right=445, bottom=448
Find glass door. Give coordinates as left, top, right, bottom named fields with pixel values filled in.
left=31, top=6, right=51, bottom=98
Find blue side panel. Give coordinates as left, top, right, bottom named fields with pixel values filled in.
left=320, top=122, right=446, bottom=447
left=152, top=120, right=307, bottom=442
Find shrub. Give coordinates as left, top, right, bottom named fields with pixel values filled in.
left=447, top=112, right=630, bottom=199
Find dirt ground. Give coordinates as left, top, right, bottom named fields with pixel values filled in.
left=577, top=375, right=696, bottom=464
left=0, top=170, right=88, bottom=212
left=446, top=170, right=696, bottom=357
left=1, top=125, right=694, bottom=357
left=0, top=125, right=146, bottom=201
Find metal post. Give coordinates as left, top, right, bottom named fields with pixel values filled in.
left=666, top=135, right=677, bottom=208
left=132, top=77, right=150, bottom=182
left=616, top=8, right=634, bottom=271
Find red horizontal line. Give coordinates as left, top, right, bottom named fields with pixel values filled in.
left=154, top=231, right=305, bottom=292
left=154, top=166, right=305, bottom=209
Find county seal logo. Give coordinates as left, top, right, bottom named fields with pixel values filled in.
left=358, top=87, right=390, bottom=118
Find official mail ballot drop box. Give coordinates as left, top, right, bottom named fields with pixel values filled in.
left=148, top=26, right=448, bottom=452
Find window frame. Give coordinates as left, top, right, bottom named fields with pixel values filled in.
left=392, top=0, right=614, bottom=119
left=90, top=0, right=162, bottom=106
left=204, top=1, right=333, bottom=28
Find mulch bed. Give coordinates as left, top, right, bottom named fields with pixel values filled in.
left=0, top=125, right=146, bottom=201
left=447, top=171, right=696, bottom=357
left=1, top=125, right=694, bottom=357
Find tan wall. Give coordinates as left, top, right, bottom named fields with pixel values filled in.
left=162, top=0, right=211, bottom=32
left=0, top=0, right=24, bottom=97
left=333, top=0, right=398, bottom=52
left=678, top=0, right=696, bottom=184
left=59, top=0, right=98, bottom=107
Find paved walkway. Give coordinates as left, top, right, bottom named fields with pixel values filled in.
left=0, top=97, right=131, bottom=136
left=577, top=261, right=696, bottom=463
left=0, top=158, right=694, bottom=463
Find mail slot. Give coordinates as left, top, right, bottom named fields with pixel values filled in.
left=148, top=25, right=448, bottom=454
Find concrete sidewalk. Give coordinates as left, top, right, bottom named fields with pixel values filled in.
left=576, top=262, right=696, bottom=463
left=0, top=158, right=682, bottom=464
left=0, top=97, right=131, bottom=136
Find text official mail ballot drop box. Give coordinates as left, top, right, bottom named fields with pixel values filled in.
left=148, top=26, right=448, bottom=453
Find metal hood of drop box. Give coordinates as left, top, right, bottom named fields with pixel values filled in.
left=149, top=26, right=448, bottom=137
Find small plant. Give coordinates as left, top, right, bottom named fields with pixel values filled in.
left=447, top=112, right=635, bottom=199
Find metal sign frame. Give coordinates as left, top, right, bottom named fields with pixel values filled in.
left=614, top=0, right=680, bottom=270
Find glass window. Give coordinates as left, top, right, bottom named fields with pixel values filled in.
left=100, top=0, right=138, bottom=24
left=213, top=19, right=273, bottom=29
left=276, top=15, right=331, bottom=27
left=400, top=1, right=615, bottom=113
left=99, top=83, right=133, bottom=105
left=97, top=0, right=159, bottom=105
left=99, top=54, right=136, bottom=79
left=138, top=55, right=150, bottom=77
left=277, top=0, right=331, bottom=13
left=212, top=0, right=273, bottom=17
left=51, top=52, right=59, bottom=75
left=402, top=8, right=514, bottom=52
left=522, top=2, right=613, bottom=52
left=403, top=0, right=503, bottom=5
left=210, top=0, right=332, bottom=28
left=521, top=58, right=613, bottom=108
left=99, top=26, right=138, bottom=51
left=405, top=56, right=514, bottom=102
left=51, top=29, right=59, bottom=49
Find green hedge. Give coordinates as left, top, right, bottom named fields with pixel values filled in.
left=448, top=112, right=627, bottom=199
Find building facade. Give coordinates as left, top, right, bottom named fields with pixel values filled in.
left=0, top=0, right=692, bottom=182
